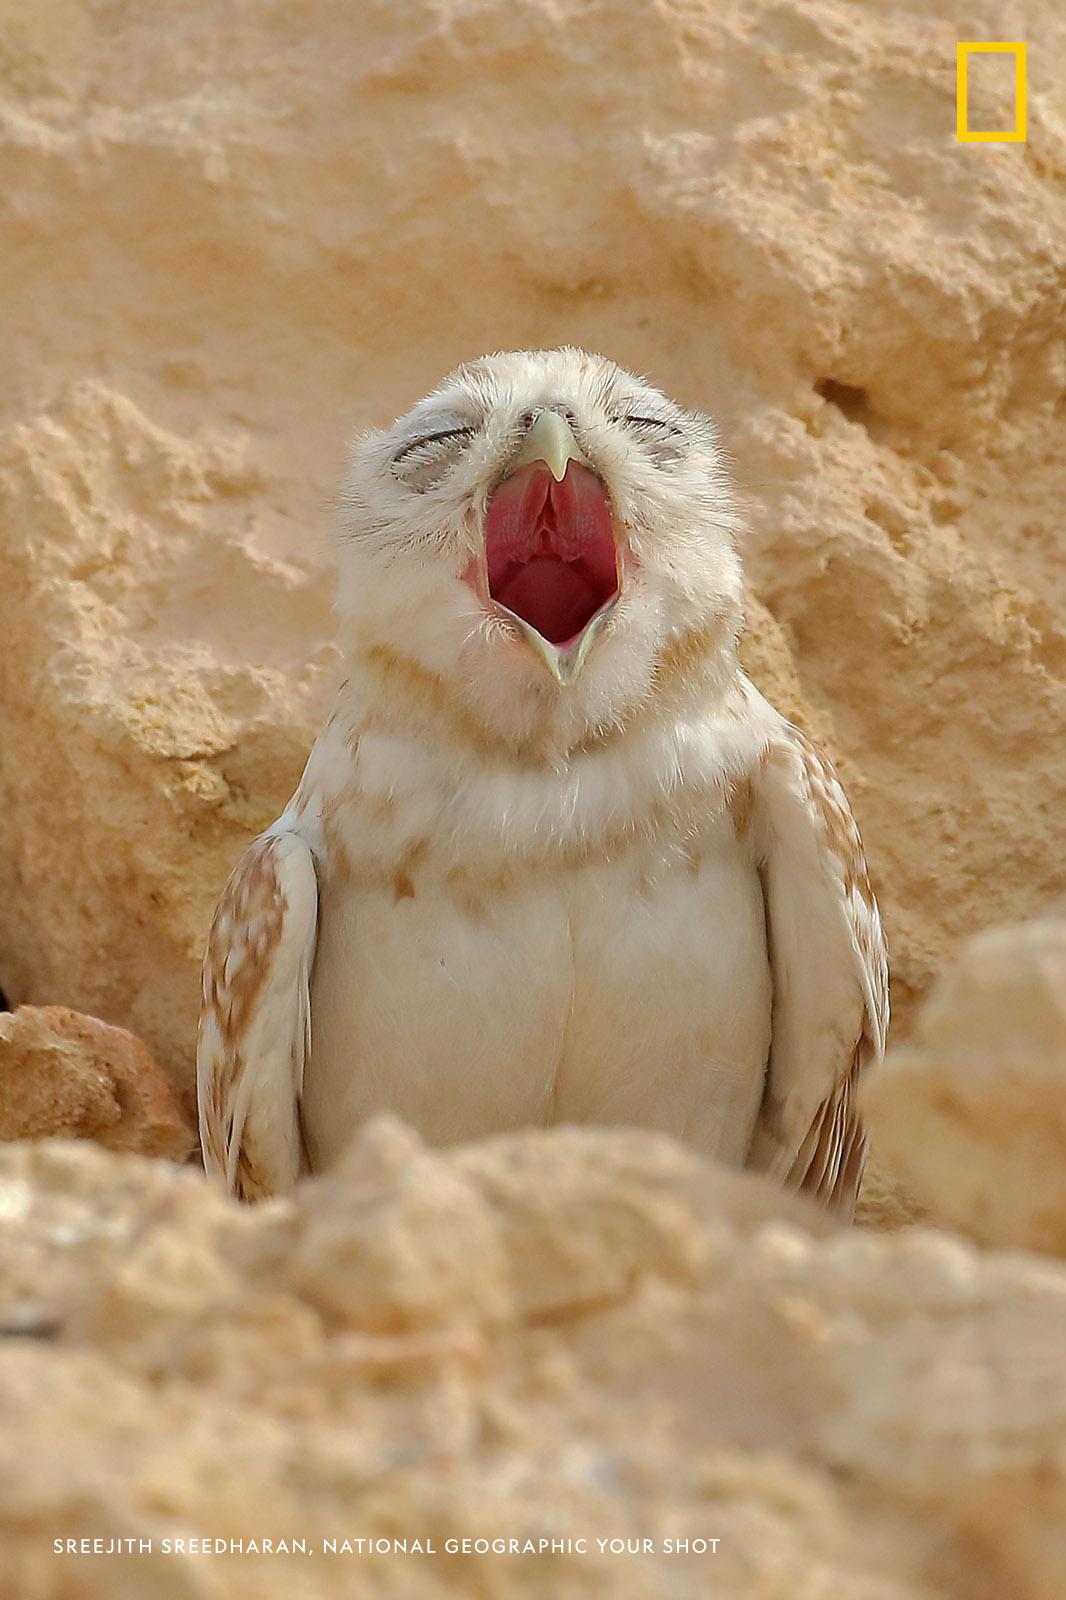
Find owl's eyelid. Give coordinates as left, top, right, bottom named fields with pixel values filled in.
left=617, top=414, right=684, bottom=436
left=393, top=426, right=475, bottom=463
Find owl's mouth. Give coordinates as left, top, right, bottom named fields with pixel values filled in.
left=478, top=458, right=621, bottom=684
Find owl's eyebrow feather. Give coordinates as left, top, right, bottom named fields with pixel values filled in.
left=393, top=426, right=475, bottom=463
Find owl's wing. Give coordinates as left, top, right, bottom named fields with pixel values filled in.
left=746, top=719, right=889, bottom=1217
left=197, top=827, right=319, bottom=1200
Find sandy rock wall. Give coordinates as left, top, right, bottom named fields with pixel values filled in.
left=1, top=0, right=1065, bottom=1103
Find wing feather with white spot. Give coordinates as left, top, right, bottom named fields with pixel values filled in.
left=197, top=828, right=318, bottom=1200
left=747, top=717, right=889, bottom=1217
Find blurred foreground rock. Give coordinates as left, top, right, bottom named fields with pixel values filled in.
left=2, top=1119, right=1064, bottom=1599
left=864, top=919, right=1066, bottom=1256
left=0, top=1006, right=194, bottom=1162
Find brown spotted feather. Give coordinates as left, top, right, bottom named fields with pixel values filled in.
left=197, top=830, right=318, bottom=1200
left=747, top=720, right=888, bottom=1217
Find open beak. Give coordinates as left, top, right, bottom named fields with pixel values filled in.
left=472, top=412, right=622, bottom=685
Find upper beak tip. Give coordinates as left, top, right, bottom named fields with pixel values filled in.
left=509, top=409, right=590, bottom=483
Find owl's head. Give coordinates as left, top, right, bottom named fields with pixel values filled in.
left=339, top=348, right=743, bottom=751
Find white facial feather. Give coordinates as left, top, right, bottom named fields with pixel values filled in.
left=337, top=347, right=744, bottom=749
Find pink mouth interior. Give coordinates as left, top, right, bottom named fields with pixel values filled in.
left=484, top=461, right=618, bottom=647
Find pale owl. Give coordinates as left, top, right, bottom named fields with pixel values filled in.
left=198, top=347, right=888, bottom=1215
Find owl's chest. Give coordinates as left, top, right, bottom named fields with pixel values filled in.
left=303, top=809, right=772, bottom=1168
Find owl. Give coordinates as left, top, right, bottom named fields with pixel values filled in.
left=198, top=348, right=888, bottom=1215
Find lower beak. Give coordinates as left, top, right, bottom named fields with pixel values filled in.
left=502, top=597, right=618, bottom=686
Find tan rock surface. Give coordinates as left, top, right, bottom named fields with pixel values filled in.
left=0, top=383, right=336, bottom=1115
left=3, top=1121, right=1065, bottom=1599
left=863, top=918, right=1066, bottom=1255
left=2, top=0, right=1065, bottom=1108
left=0, top=1005, right=195, bottom=1161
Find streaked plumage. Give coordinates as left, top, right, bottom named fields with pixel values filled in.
left=198, top=348, right=888, bottom=1213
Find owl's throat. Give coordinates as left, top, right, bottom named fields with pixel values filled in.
left=479, top=460, right=620, bottom=678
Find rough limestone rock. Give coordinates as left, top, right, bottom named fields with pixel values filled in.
left=2, top=0, right=1066, bottom=1109
left=2, top=1121, right=1065, bottom=1600
left=864, top=919, right=1066, bottom=1256
left=0, top=383, right=336, bottom=1115
left=0, top=1006, right=195, bottom=1162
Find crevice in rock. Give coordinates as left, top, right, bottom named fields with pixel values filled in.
left=815, top=377, right=871, bottom=425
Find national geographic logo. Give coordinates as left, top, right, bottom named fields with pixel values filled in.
left=956, top=41, right=1027, bottom=143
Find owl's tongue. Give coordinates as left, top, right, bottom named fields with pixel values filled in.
left=484, top=461, right=618, bottom=647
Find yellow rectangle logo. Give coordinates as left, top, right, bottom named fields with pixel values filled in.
left=956, top=41, right=1027, bottom=142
